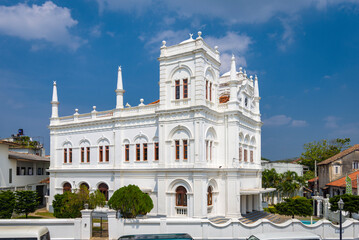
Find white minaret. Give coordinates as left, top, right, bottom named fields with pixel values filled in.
left=115, top=66, right=125, bottom=109
left=254, top=75, right=260, bottom=114
left=228, top=55, right=239, bottom=106
left=51, top=81, right=59, bottom=118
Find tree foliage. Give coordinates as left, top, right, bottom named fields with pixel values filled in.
left=300, top=138, right=351, bottom=171
left=53, top=191, right=84, bottom=218
left=108, top=184, right=153, bottom=218
left=14, top=190, right=39, bottom=218
left=329, top=194, right=359, bottom=218
left=303, top=170, right=315, bottom=181
left=0, top=191, right=15, bottom=218
left=88, top=190, right=106, bottom=209
left=275, top=196, right=313, bottom=218
left=262, top=169, right=307, bottom=204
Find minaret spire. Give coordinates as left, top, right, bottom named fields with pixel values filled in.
left=51, top=81, right=59, bottom=118
left=254, top=75, right=259, bottom=98
left=230, top=54, right=237, bottom=81
left=116, top=66, right=125, bottom=109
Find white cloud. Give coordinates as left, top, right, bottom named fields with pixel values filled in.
left=324, top=116, right=341, bottom=128
left=91, top=24, right=102, bottom=37
left=0, top=1, right=83, bottom=50
left=264, top=115, right=308, bottom=127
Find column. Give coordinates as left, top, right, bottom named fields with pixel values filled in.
left=247, top=195, right=253, bottom=213
left=80, top=209, right=93, bottom=240
left=241, top=195, right=247, bottom=215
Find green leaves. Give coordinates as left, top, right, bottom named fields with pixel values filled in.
left=88, top=190, right=106, bottom=209
left=300, top=138, right=351, bottom=171
left=0, top=191, right=15, bottom=218
left=329, top=194, right=359, bottom=218
left=275, top=197, right=313, bottom=218
left=108, top=184, right=153, bottom=218
left=14, top=190, right=39, bottom=218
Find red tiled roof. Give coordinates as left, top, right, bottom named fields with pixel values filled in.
left=326, top=170, right=359, bottom=188
left=9, top=151, right=50, bottom=162
left=148, top=99, right=160, bottom=105
left=219, top=95, right=230, bottom=103
left=318, top=144, right=359, bottom=166
left=292, top=158, right=301, bottom=163
left=40, top=177, right=50, bottom=184
left=308, top=177, right=318, bottom=183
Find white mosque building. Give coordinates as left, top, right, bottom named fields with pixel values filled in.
left=48, top=32, right=265, bottom=218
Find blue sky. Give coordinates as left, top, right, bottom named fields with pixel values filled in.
left=0, top=0, right=359, bottom=160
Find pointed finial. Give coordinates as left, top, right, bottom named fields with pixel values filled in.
left=255, top=75, right=258, bottom=80
left=250, top=75, right=253, bottom=81
left=189, top=33, right=193, bottom=39
left=244, top=69, right=247, bottom=78
left=118, top=66, right=121, bottom=71
left=52, top=81, right=58, bottom=103
left=197, top=31, right=202, bottom=38
left=162, top=40, right=166, bottom=47
left=92, top=106, right=97, bottom=112
left=232, top=54, right=235, bottom=60
left=74, top=109, right=79, bottom=115
left=239, top=67, right=243, bottom=73
left=53, top=81, right=57, bottom=86
left=230, top=54, right=237, bottom=81
left=125, top=103, right=131, bottom=108
left=117, top=65, right=123, bottom=90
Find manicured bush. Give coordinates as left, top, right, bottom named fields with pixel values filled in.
left=14, top=190, right=39, bottom=218
left=53, top=191, right=83, bottom=218
left=0, top=190, right=15, bottom=218
left=275, top=197, right=312, bottom=218
left=88, top=190, right=106, bottom=209
left=108, top=184, right=153, bottom=218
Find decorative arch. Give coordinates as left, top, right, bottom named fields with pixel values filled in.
left=244, top=134, right=250, bottom=144
left=97, top=182, right=109, bottom=200
left=78, top=181, right=90, bottom=190
left=133, top=132, right=149, bottom=143
left=239, top=133, right=244, bottom=143
left=79, top=138, right=91, bottom=146
left=208, top=178, right=218, bottom=192
left=97, top=136, right=110, bottom=145
left=205, top=127, right=217, bottom=140
left=170, top=65, right=193, bottom=81
left=152, top=136, right=159, bottom=142
left=250, top=136, right=256, bottom=146
left=168, top=125, right=192, bottom=140
left=123, top=138, right=130, bottom=144
left=168, top=179, right=193, bottom=193
left=62, top=182, right=72, bottom=193
left=204, top=67, right=215, bottom=81
left=62, top=140, right=73, bottom=148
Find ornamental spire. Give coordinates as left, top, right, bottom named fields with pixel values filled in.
left=51, top=81, right=59, bottom=118
left=230, top=54, right=237, bottom=81
left=115, top=66, right=125, bottom=109
left=117, top=66, right=123, bottom=90
left=254, top=75, right=259, bottom=98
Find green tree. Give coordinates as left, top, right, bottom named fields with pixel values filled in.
left=300, top=138, right=351, bottom=171
left=262, top=168, right=280, bottom=204
left=0, top=191, right=15, bottom=218
left=14, top=190, right=39, bottom=218
left=303, top=170, right=315, bottom=181
left=108, top=184, right=153, bottom=218
left=53, top=191, right=84, bottom=218
left=88, top=190, right=106, bottom=209
left=275, top=197, right=313, bottom=218
left=329, top=194, right=359, bottom=218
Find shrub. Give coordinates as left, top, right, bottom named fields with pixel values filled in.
left=88, top=190, right=106, bottom=209
left=108, top=184, right=153, bottom=218
left=14, top=190, right=39, bottom=218
left=0, top=190, right=15, bottom=218
left=53, top=191, right=83, bottom=218
left=275, top=197, right=312, bottom=218
left=263, top=206, right=276, bottom=214
left=330, top=194, right=359, bottom=218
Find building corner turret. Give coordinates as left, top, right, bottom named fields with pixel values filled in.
left=51, top=81, right=59, bottom=119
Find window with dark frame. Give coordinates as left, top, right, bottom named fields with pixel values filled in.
left=64, top=148, right=67, bottom=163
left=175, top=186, right=187, bottom=206
left=206, top=80, right=208, bottom=99
left=206, top=140, right=208, bottom=161
left=183, top=79, right=188, bottom=98
left=175, top=140, right=180, bottom=160
left=69, top=148, right=72, bottom=163
left=99, top=146, right=103, bottom=162
left=175, top=80, right=180, bottom=99
left=143, top=143, right=148, bottom=161
left=210, top=141, right=212, bottom=161
left=125, top=144, right=129, bottom=161
left=183, top=140, right=188, bottom=160
left=209, top=82, right=212, bottom=101
left=136, top=144, right=141, bottom=161
left=244, top=149, right=248, bottom=162
left=250, top=150, right=254, bottom=162
left=154, top=142, right=159, bottom=161
left=207, top=186, right=213, bottom=206
left=9, top=169, right=12, bottom=184
left=239, top=147, right=242, bottom=161
left=81, top=147, right=85, bottom=163
left=105, top=146, right=109, bottom=162
left=86, top=147, right=90, bottom=162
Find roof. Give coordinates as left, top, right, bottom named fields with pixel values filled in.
left=0, top=140, right=20, bottom=146
left=308, top=177, right=318, bottom=183
left=40, top=177, right=50, bottom=184
left=148, top=99, right=160, bottom=105
left=8, top=151, right=50, bottom=162
left=292, top=158, right=301, bottom=163
left=318, top=144, right=359, bottom=166
left=326, top=170, right=359, bottom=188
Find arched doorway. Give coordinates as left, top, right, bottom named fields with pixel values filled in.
left=63, top=182, right=72, bottom=193
left=80, top=182, right=89, bottom=190
left=98, top=183, right=109, bottom=200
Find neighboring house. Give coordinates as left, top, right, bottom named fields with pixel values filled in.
left=261, top=160, right=304, bottom=176
left=49, top=32, right=265, bottom=218
left=326, top=170, right=359, bottom=196
left=0, top=140, right=50, bottom=205
left=317, top=144, right=359, bottom=196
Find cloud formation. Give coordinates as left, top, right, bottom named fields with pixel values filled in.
left=264, top=115, right=307, bottom=127
left=0, top=1, right=83, bottom=50
left=324, top=116, right=341, bottom=128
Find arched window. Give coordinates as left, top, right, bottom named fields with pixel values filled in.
left=207, top=186, right=213, bottom=206
left=80, top=182, right=89, bottom=190
left=63, top=182, right=72, bottom=193
left=176, top=186, right=187, bottom=206
left=98, top=183, right=109, bottom=200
